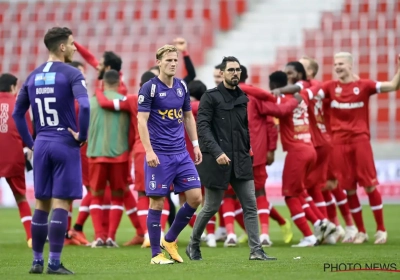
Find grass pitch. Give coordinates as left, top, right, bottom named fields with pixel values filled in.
left=0, top=205, right=399, bottom=280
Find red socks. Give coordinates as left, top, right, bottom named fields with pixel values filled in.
left=222, top=198, right=235, bottom=234
left=108, top=196, right=124, bottom=241
left=75, top=192, right=91, bottom=228
left=347, top=193, right=366, bottom=233
left=367, top=188, right=385, bottom=232
left=102, top=187, right=111, bottom=238
left=331, top=187, right=354, bottom=226
left=189, top=213, right=197, bottom=228
left=206, top=215, right=216, bottom=234
left=124, top=190, right=144, bottom=236
left=17, top=201, right=32, bottom=240
left=67, top=204, right=73, bottom=231
left=234, top=200, right=246, bottom=230
left=299, top=195, right=320, bottom=225
left=137, top=196, right=149, bottom=234
left=89, top=195, right=105, bottom=240
left=161, top=198, right=170, bottom=231
left=285, top=196, right=313, bottom=237
left=256, top=195, right=270, bottom=234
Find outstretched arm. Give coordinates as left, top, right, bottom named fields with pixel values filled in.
left=95, top=89, right=133, bottom=112
left=379, top=55, right=400, bottom=92
left=257, top=96, right=301, bottom=118
left=74, top=41, right=99, bottom=69
left=174, top=38, right=196, bottom=84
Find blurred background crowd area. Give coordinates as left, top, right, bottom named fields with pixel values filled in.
left=1, top=0, right=400, bottom=157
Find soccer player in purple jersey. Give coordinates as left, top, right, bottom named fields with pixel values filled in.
left=12, top=27, right=90, bottom=275
left=138, top=45, right=202, bottom=264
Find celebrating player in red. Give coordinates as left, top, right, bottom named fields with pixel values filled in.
left=0, top=73, right=33, bottom=248
left=318, top=52, right=400, bottom=244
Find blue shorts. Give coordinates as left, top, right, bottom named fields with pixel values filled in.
left=33, top=140, right=83, bottom=200
left=145, top=151, right=201, bottom=197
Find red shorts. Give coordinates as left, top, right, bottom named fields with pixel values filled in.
left=326, top=147, right=338, bottom=180
left=6, top=174, right=26, bottom=196
left=127, top=154, right=133, bottom=185
left=133, top=152, right=145, bottom=192
left=80, top=146, right=89, bottom=187
left=332, top=140, right=378, bottom=190
left=89, top=161, right=129, bottom=191
left=282, top=146, right=317, bottom=197
left=305, top=143, right=331, bottom=189
left=253, top=164, right=268, bottom=191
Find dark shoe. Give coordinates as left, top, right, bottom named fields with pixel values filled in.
left=186, top=244, right=202, bottom=261
left=29, top=260, right=44, bottom=274
left=47, top=263, right=74, bottom=275
left=249, top=249, right=277, bottom=261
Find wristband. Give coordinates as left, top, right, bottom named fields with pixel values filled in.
left=192, top=140, right=199, bottom=147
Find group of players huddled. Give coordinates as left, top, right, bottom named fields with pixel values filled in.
left=1, top=25, right=399, bottom=274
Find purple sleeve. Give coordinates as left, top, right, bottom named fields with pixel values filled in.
left=12, top=85, right=34, bottom=149
left=71, top=71, right=90, bottom=141
left=181, top=80, right=191, bottom=112
left=137, top=82, right=152, bottom=112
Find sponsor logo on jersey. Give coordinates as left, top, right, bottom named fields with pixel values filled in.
left=34, top=72, right=56, bottom=86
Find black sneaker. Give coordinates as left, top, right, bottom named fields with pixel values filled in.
left=29, top=261, right=44, bottom=274
left=186, top=244, right=202, bottom=261
left=47, top=263, right=74, bottom=275
left=249, top=249, right=277, bottom=261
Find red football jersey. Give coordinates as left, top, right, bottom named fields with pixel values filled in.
left=297, top=80, right=330, bottom=147
left=277, top=90, right=314, bottom=152
left=0, top=93, right=31, bottom=177
left=319, top=79, right=380, bottom=143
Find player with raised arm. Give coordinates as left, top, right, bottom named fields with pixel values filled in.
left=318, top=52, right=400, bottom=244
left=137, top=45, right=202, bottom=264
left=12, top=27, right=90, bottom=274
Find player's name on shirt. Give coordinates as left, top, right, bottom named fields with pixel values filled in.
left=35, top=87, right=54, bottom=94
left=330, top=100, right=364, bottom=109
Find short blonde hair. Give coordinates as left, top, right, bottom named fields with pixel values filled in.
left=334, top=52, right=353, bottom=64
left=300, top=56, right=319, bottom=77
left=156, top=45, right=178, bottom=60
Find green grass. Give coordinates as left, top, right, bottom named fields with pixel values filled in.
left=0, top=205, right=399, bottom=280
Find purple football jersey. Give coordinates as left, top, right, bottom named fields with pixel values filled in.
left=13, top=61, right=88, bottom=146
left=138, top=77, right=191, bottom=154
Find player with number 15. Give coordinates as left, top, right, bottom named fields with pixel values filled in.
left=12, top=27, right=90, bottom=275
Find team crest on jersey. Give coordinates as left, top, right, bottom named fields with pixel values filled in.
left=138, top=95, right=144, bottom=104
left=149, top=181, right=156, bottom=190
left=353, top=87, right=360, bottom=95
left=176, top=88, right=183, bottom=97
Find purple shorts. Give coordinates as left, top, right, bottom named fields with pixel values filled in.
left=33, top=140, right=83, bottom=200
left=145, top=151, right=201, bottom=197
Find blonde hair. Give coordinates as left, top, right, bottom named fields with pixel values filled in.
left=156, top=45, right=178, bottom=60
left=334, top=52, right=353, bottom=64
left=300, top=56, right=319, bottom=77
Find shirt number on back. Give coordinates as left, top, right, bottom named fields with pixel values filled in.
left=35, top=97, right=59, bottom=126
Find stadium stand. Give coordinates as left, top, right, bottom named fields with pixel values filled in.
left=0, top=0, right=248, bottom=93
left=249, top=0, right=400, bottom=140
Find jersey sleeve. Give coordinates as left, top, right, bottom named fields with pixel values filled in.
left=137, top=82, right=153, bottom=112
left=181, top=80, right=192, bottom=112
left=364, top=79, right=381, bottom=96
left=318, top=81, right=332, bottom=99
left=71, top=71, right=88, bottom=99
left=95, top=89, right=133, bottom=112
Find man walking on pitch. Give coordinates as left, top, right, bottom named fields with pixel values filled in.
left=138, top=45, right=202, bottom=264
left=186, top=56, right=277, bottom=261
left=12, top=27, right=90, bottom=274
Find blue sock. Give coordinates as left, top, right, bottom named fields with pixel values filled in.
left=31, top=209, right=49, bottom=264
left=147, top=209, right=162, bottom=258
left=48, top=208, right=68, bottom=269
left=165, top=202, right=197, bottom=242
